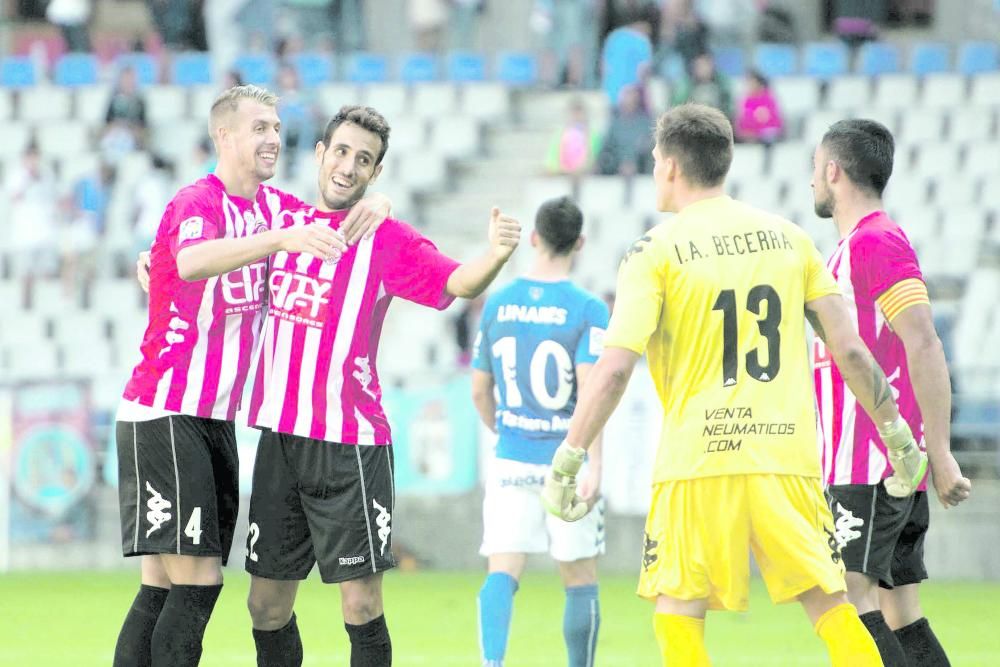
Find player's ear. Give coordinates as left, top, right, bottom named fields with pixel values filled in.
left=371, top=162, right=383, bottom=183
left=530, top=230, right=539, bottom=247
left=574, top=234, right=585, bottom=252
left=825, top=159, right=838, bottom=184
left=314, top=140, right=325, bottom=164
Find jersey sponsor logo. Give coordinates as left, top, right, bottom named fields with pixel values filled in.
left=269, top=268, right=332, bottom=327
left=496, top=304, right=567, bottom=325
left=221, top=262, right=267, bottom=312
left=339, top=555, right=366, bottom=566
left=145, top=481, right=172, bottom=537
left=498, top=473, right=545, bottom=488
left=372, top=497, right=391, bottom=556
left=589, top=326, right=606, bottom=357
left=353, top=356, right=378, bottom=400
left=624, top=235, right=651, bottom=262
left=499, top=409, right=571, bottom=433
left=642, top=531, right=658, bottom=570
left=178, top=216, right=205, bottom=241
left=832, top=501, right=865, bottom=549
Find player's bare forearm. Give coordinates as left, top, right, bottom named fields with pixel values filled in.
left=565, top=347, right=640, bottom=452
left=446, top=253, right=508, bottom=299
left=894, top=305, right=953, bottom=461
left=471, top=369, right=497, bottom=433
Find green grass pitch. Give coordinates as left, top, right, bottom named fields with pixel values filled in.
left=2, top=570, right=998, bottom=665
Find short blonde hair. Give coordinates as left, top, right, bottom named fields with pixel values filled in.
left=209, top=85, right=279, bottom=134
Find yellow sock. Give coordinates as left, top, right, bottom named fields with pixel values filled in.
left=653, top=613, right=711, bottom=667
left=814, top=603, right=883, bottom=667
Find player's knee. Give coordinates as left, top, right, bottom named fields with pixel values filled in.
left=341, top=586, right=383, bottom=625
left=247, top=590, right=293, bottom=630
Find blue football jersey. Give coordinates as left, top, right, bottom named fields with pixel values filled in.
left=472, top=278, right=610, bottom=464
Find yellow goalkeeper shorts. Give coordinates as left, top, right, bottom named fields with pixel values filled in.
left=637, top=474, right=846, bottom=611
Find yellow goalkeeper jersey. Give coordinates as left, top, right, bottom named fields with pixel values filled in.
left=604, top=196, right=839, bottom=483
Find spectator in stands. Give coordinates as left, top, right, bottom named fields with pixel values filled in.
left=546, top=98, right=602, bottom=177
left=597, top=83, right=655, bottom=176
left=105, top=66, right=147, bottom=136
left=5, top=142, right=59, bottom=293
left=735, top=69, right=784, bottom=144
left=276, top=64, right=319, bottom=177
left=533, top=0, right=601, bottom=88
left=46, top=0, right=92, bottom=52
left=451, top=0, right=486, bottom=50
left=694, top=0, right=758, bottom=51
left=600, top=7, right=655, bottom=104
left=132, top=155, right=176, bottom=257
left=60, top=162, right=113, bottom=292
left=409, top=0, right=449, bottom=51
left=149, top=0, right=198, bottom=50
left=670, top=52, right=732, bottom=118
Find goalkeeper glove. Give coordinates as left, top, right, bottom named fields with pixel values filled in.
left=880, top=416, right=928, bottom=498
left=542, top=441, right=589, bottom=522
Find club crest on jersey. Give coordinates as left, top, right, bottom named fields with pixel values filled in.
left=178, top=216, right=205, bottom=241
left=372, top=498, right=391, bottom=556
left=145, top=481, right=172, bottom=537
left=529, top=286, right=544, bottom=301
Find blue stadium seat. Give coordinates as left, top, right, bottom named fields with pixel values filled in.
left=496, top=52, right=537, bottom=86
left=958, top=41, right=999, bottom=75
left=909, top=42, right=950, bottom=75
left=54, top=53, right=98, bottom=87
left=802, top=42, right=849, bottom=79
left=346, top=52, right=388, bottom=83
left=234, top=54, right=276, bottom=86
left=447, top=52, right=486, bottom=81
left=116, top=53, right=157, bottom=86
left=291, top=53, right=332, bottom=87
left=171, top=52, right=213, bottom=86
left=753, top=43, right=797, bottom=78
left=713, top=46, right=745, bottom=77
left=0, top=56, right=36, bottom=88
left=858, top=42, right=901, bottom=75
left=400, top=52, right=438, bottom=83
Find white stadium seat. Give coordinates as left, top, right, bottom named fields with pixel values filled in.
left=0, top=89, right=12, bottom=122
left=949, top=107, right=995, bottom=142
left=898, top=109, right=945, bottom=144
left=36, top=121, right=91, bottom=157
left=144, top=85, right=189, bottom=124
left=964, top=142, right=1000, bottom=178
left=431, top=115, right=480, bottom=159
left=933, top=177, right=980, bottom=207
left=411, top=82, right=458, bottom=118
left=920, top=74, right=966, bottom=110
left=911, top=142, right=962, bottom=178
left=385, top=116, right=428, bottom=153
left=768, top=142, right=812, bottom=179
left=0, top=122, right=32, bottom=161
left=316, top=83, right=363, bottom=114
left=4, top=341, right=59, bottom=380
left=578, top=176, right=628, bottom=215
left=459, top=82, right=510, bottom=122
left=772, top=77, right=822, bottom=119
left=970, top=72, right=1000, bottom=108
left=19, top=86, right=73, bottom=123
left=74, top=84, right=113, bottom=125
left=825, top=76, right=871, bottom=112
left=727, top=144, right=767, bottom=186
left=362, top=83, right=409, bottom=121
left=872, top=74, right=919, bottom=110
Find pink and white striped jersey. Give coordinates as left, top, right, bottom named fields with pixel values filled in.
left=813, top=211, right=927, bottom=489
left=248, top=208, right=460, bottom=445
left=123, top=174, right=304, bottom=421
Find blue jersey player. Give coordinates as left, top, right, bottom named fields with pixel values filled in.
left=471, top=197, right=609, bottom=667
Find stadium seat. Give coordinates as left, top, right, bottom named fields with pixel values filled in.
left=933, top=177, right=980, bottom=207
left=940, top=205, right=989, bottom=241
left=431, top=115, right=480, bottom=159
left=496, top=52, right=537, bottom=86
left=19, top=86, right=73, bottom=122
left=52, top=313, right=107, bottom=347
left=54, top=53, right=98, bottom=87
left=290, top=52, right=333, bottom=87
left=363, top=83, right=409, bottom=120
left=919, top=74, right=966, bottom=109
left=29, top=280, right=83, bottom=317
left=909, top=42, right=950, bottom=75
left=857, top=42, right=901, bottom=75
left=524, top=177, right=574, bottom=214
left=899, top=109, right=945, bottom=144
left=171, top=52, right=213, bottom=87
left=0, top=56, right=36, bottom=88
left=233, top=54, right=276, bottom=86
left=459, top=82, right=510, bottom=121
left=740, top=178, right=785, bottom=211
left=768, top=142, right=811, bottom=178
left=578, top=176, right=628, bottom=214
left=911, top=142, right=961, bottom=178
left=411, top=82, right=458, bottom=117
left=447, top=52, right=487, bottom=82
left=771, top=77, right=821, bottom=119
left=802, top=42, right=849, bottom=79
left=0, top=89, right=11, bottom=121
left=400, top=52, right=439, bottom=83
left=149, top=121, right=204, bottom=161
left=59, top=153, right=101, bottom=185
left=949, top=107, right=995, bottom=143
left=802, top=110, right=844, bottom=143
left=753, top=43, right=797, bottom=78
left=894, top=208, right=939, bottom=246
left=317, top=83, right=363, bottom=113
left=965, top=142, right=1000, bottom=178
left=872, top=73, right=919, bottom=110
left=4, top=341, right=59, bottom=380
left=713, top=46, right=745, bottom=77
left=1, top=122, right=31, bottom=161
left=346, top=52, right=388, bottom=83
left=970, top=72, right=1000, bottom=107
left=116, top=53, right=158, bottom=86
left=63, top=339, right=114, bottom=377
left=825, top=75, right=871, bottom=112
left=75, top=84, right=112, bottom=124
left=958, top=41, right=999, bottom=75
left=394, top=152, right=447, bottom=192
left=144, top=85, right=188, bottom=124
left=728, top=143, right=767, bottom=186
left=383, top=116, right=428, bottom=153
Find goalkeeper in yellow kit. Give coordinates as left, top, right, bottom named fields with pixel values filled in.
left=543, top=104, right=927, bottom=666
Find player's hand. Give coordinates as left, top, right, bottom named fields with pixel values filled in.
left=928, top=451, right=972, bottom=508
left=342, top=192, right=392, bottom=245
left=488, top=207, right=521, bottom=263
left=136, top=251, right=151, bottom=293
left=880, top=417, right=928, bottom=498
left=278, top=224, right=347, bottom=261
left=542, top=442, right=589, bottom=522
left=577, top=466, right=602, bottom=510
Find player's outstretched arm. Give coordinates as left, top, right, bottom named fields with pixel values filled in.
left=445, top=207, right=522, bottom=298
left=471, top=369, right=497, bottom=433
left=888, top=303, right=971, bottom=507
left=807, top=294, right=926, bottom=496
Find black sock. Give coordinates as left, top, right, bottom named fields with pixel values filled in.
left=150, top=584, right=222, bottom=667
left=344, top=615, right=392, bottom=667
left=895, top=617, right=951, bottom=667
left=114, top=584, right=170, bottom=667
left=253, top=613, right=303, bottom=667
left=859, top=610, right=909, bottom=667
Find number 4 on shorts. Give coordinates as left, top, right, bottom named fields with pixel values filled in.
left=184, top=507, right=202, bottom=545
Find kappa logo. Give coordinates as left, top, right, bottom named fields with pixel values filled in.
left=145, top=481, right=172, bottom=538
left=623, top=235, right=652, bottom=262
left=339, top=555, right=366, bottom=566
left=353, top=357, right=378, bottom=400
left=832, top=502, right=865, bottom=549
left=372, top=498, right=391, bottom=556
left=642, top=532, right=658, bottom=570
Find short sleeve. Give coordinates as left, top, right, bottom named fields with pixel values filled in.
left=164, top=194, right=220, bottom=258
left=575, top=297, right=610, bottom=365
left=377, top=221, right=460, bottom=310
left=851, top=227, right=923, bottom=301
left=802, top=236, right=840, bottom=302
left=603, top=237, right=663, bottom=355
left=470, top=298, right=494, bottom=373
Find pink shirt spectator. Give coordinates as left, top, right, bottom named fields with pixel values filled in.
left=248, top=209, right=460, bottom=445
left=813, top=211, right=928, bottom=490
left=123, top=174, right=304, bottom=420
left=736, top=89, right=783, bottom=142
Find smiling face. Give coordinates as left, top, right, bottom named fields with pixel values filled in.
left=216, top=98, right=282, bottom=183
left=315, top=121, right=383, bottom=211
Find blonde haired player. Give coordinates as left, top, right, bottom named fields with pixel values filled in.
left=543, top=104, right=924, bottom=666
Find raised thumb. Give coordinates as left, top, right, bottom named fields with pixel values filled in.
left=491, top=206, right=500, bottom=222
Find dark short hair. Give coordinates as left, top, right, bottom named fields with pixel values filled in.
left=655, top=104, right=733, bottom=187
left=820, top=119, right=894, bottom=196
left=535, top=196, right=584, bottom=255
left=321, top=105, right=391, bottom=165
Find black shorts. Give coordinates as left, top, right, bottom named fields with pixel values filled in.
left=116, top=415, right=239, bottom=564
left=245, top=430, right=396, bottom=584
left=825, top=484, right=929, bottom=589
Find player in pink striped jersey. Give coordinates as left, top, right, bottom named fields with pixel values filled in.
left=241, top=106, right=521, bottom=667
left=811, top=119, right=972, bottom=667
left=114, top=86, right=391, bottom=667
